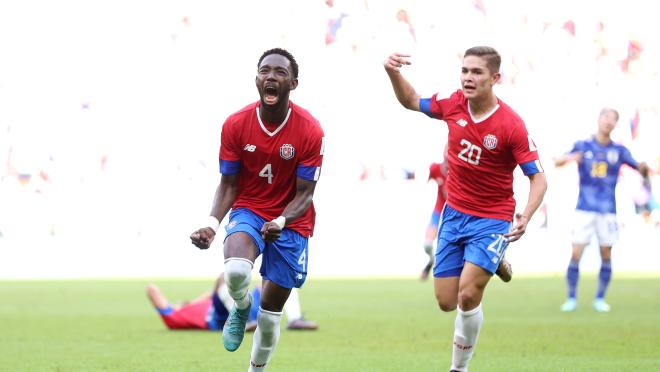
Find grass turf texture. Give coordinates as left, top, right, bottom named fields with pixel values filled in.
left=1, top=276, right=659, bottom=371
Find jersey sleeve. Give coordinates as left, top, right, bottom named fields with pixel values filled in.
left=219, top=117, right=241, bottom=175
left=419, top=90, right=463, bottom=120
left=511, top=120, right=543, bottom=176
left=296, top=124, right=325, bottom=181
left=620, top=146, right=639, bottom=169
left=568, top=140, right=584, bottom=154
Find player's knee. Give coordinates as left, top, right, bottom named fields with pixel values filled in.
left=457, top=288, right=480, bottom=309
left=435, top=293, right=457, bottom=312
left=437, top=301, right=457, bottom=312
left=224, top=258, right=253, bottom=291
left=256, top=308, right=282, bottom=344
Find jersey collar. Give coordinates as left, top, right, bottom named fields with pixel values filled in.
left=256, top=106, right=292, bottom=137
left=468, top=102, right=500, bottom=124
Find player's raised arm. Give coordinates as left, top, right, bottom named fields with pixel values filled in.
left=384, top=53, right=420, bottom=112
left=261, top=177, right=317, bottom=242
left=190, top=173, right=240, bottom=249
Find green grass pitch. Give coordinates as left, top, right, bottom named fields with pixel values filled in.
left=1, top=276, right=659, bottom=371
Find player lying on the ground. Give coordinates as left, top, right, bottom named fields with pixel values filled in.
left=146, top=274, right=318, bottom=331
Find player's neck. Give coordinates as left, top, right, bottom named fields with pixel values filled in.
left=259, top=101, right=291, bottom=125
left=595, top=132, right=611, bottom=145
left=468, top=93, right=498, bottom=118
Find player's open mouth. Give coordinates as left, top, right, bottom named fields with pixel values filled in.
left=264, top=85, right=279, bottom=105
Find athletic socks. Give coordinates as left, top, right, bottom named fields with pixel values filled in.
left=596, top=260, right=612, bottom=299
left=249, top=308, right=283, bottom=371
left=224, top=258, right=253, bottom=310
left=450, top=304, right=483, bottom=372
left=566, top=260, right=580, bottom=299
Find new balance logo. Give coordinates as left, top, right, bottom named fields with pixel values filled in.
left=244, top=144, right=256, bottom=152
left=457, top=119, right=468, bottom=127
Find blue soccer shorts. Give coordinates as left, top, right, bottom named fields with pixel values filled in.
left=433, top=204, right=511, bottom=278
left=224, top=208, right=308, bottom=289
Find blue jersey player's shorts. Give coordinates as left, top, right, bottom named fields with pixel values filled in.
left=225, top=208, right=308, bottom=289
left=433, top=204, right=511, bottom=278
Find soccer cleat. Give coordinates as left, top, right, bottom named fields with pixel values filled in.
left=222, top=303, right=251, bottom=351
left=560, top=298, right=578, bottom=312
left=592, top=299, right=611, bottom=313
left=495, top=259, right=512, bottom=283
left=287, top=318, right=319, bottom=330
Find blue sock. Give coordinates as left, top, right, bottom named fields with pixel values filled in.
left=596, top=260, right=612, bottom=299
left=566, top=260, right=580, bottom=299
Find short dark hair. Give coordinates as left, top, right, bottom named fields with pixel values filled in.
left=464, top=46, right=501, bottom=74
left=599, top=107, right=620, bottom=121
left=258, top=48, right=299, bottom=79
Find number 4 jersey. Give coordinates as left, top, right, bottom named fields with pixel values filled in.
left=420, top=90, right=542, bottom=222
left=219, top=101, right=325, bottom=237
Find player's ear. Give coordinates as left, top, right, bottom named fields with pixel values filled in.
left=491, top=72, right=501, bottom=85
left=290, top=78, right=298, bottom=90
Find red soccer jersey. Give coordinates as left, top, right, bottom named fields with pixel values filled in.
left=420, top=90, right=540, bottom=221
left=219, top=101, right=324, bottom=237
left=429, top=162, right=448, bottom=213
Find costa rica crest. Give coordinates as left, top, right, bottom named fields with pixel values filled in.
left=280, top=144, right=295, bottom=160
left=483, top=134, right=498, bottom=150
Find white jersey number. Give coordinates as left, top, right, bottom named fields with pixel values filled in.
left=259, top=164, right=273, bottom=184
left=458, top=139, right=482, bottom=165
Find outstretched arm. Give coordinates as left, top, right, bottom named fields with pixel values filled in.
left=190, top=173, right=240, bottom=249
left=554, top=152, right=582, bottom=167
left=384, top=53, right=421, bottom=111
left=261, top=178, right=317, bottom=242
left=504, top=172, right=547, bottom=243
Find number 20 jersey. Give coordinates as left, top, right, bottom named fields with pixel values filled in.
left=420, top=90, right=542, bottom=222
left=219, top=101, right=325, bottom=237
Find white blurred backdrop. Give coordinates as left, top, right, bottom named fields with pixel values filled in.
left=1, top=0, right=658, bottom=278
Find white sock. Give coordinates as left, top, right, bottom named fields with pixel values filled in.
left=283, top=288, right=302, bottom=323
left=224, top=258, right=253, bottom=310
left=450, top=304, right=483, bottom=372
left=249, top=308, right=282, bottom=372
left=217, top=283, right=235, bottom=310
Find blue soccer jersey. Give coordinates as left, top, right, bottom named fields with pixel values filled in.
left=570, top=138, right=639, bottom=214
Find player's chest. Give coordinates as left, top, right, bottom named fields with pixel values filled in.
left=582, top=148, right=621, bottom=177
left=447, top=118, right=508, bottom=161
left=239, top=127, right=301, bottom=166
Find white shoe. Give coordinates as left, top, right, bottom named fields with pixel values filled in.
left=560, top=298, right=577, bottom=312
left=592, top=299, right=611, bottom=313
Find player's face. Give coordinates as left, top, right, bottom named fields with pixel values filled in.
left=460, top=56, right=500, bottom=100
left=598, top=111, right=618, bottom=136
left=256, top=54, right=298, bottom=109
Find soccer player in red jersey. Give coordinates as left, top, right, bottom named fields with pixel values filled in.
left=385, top=46, right=547, bottom=371
left=190, top=48, right=324, bottom=371
left=420, top=155, right=448, bottom=281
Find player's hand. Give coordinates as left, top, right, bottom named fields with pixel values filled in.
left=260, top=222, right=282, bottom=243
left=504, top=213, right=530, bottom=243
left=384, top=53, right=412, bottom=73
left=190, top=228, right=216, bottom=249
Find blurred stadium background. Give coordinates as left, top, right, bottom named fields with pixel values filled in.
left=1, top=0, right=658, bottom=280
left=2, top=1, right=660, bottom=371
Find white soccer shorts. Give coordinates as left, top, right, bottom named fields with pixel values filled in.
left=571, top=210, right=619, bottom=247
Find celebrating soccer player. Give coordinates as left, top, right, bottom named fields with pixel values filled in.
left=555, top=108, right=649, bottom=313
left=384, top=46, right=547, bottom=372
left=190, top=48, right=324, bottom=371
